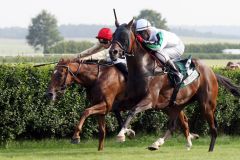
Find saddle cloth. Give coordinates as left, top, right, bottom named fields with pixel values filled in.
left=168, top=56, right=200, bottom=87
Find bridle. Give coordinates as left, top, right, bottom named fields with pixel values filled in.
left=112, top=26, right=167, bottom=77
left=56, top=60, right=113, bottom=90
left=56, top=63, right=82, bottom=91
left=111, top=26, right=136, bottom=57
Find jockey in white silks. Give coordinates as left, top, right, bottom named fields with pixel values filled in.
left=135, top=19, right=185, bottom=85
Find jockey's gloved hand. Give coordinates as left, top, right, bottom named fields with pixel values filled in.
left=144, top=40, right=156, bottom=44
left=136, top=34, right=155, bottom=45
left=136, top=34, right=143, bottom=43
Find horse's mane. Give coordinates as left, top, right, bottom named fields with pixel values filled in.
left=79, top=59, right=113, bottom=66
left=58, top=58, right=113, bottom=66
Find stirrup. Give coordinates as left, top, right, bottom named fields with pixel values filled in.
left=175, top=73, right=183, bottom=85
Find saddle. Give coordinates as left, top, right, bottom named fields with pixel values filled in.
left=167, top=56, right=200, bottom=106
left=168, top=56, right=199, bottom=87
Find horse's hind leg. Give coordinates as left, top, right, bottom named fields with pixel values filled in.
left=178, top=111, right=199, bottom=150
left=148, top=129, right=172, bottom=150
left=148, top=108, right=180, bottom=151
left=98, top=115, right=106, bottom=151
left=148, top=110, right=198, bottom=151
left=200, top=101, right=217, bottom=152
left=205, top=108, right=217, bottom=152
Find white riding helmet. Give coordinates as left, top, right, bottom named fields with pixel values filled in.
left=136, top=19, right=151, bottom=31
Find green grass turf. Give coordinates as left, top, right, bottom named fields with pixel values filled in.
left=0, top=135, right=239, bottom=160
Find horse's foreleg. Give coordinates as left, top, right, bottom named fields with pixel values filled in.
left=117, top=99, right=152, bottom=142
left=112, top=101, right=124, bottom=131
left=98, top=115, right=106, bottom=151
left=71, top=102, right=106, bottom=144
left=113, top=108, right=137, bottom=139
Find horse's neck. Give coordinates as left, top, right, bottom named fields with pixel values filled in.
left=126, top=45, right=156, bottom=99
left=127, top=45, right=155, bottom=77
left=77, top=63, right=99, bottom=86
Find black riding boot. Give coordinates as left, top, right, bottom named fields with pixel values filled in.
left=114, top=63, right=128, bottom=81
left=166, top=60, right=183, bottom=85
left=166, top=60, right=183, bottom=106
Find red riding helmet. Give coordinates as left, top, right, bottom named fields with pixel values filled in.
left=96, top=28, right=112, bottom=40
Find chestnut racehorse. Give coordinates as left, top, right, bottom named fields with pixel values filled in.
left=109, top=20, right=240, bottom=152
left=46, top=58, right=198, bottom=150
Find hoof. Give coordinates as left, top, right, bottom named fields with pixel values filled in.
left=126, top=129, right=135, bottom=139
left=147, top=143, right=159, bottom=151
left=191, top=133, right=200, bottom=139
left=71, top=138, right=80, bottom=144
left=116, top=135, right=125, bottom=142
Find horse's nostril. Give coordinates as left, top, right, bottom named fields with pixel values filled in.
left=46, top=92, right=53, bottom=99
left=113, top=50, right=118, bottom=55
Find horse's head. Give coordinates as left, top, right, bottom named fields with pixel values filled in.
left=46, top=58, right=79, bottom=101
left=109, top=19, right=135, bottom=61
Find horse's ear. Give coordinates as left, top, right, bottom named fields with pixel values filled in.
left=59, top=58, right=64, bottom=62
left=127, top=18, right=135, bottom=29
left=113, top=8, right=120, bottom=28
left=115, top=21, right=120, bottom=28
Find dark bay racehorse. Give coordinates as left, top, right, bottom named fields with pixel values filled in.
left=46, top=58, right=197, bottom=150
left=109, top=19, right=240, bottom=152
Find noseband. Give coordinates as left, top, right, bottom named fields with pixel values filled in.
left=56, top=63, right=82, bottom=90
left=56, top=61, right=107, bottom=90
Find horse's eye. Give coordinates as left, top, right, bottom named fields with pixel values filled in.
left=56, top=72, right=62, bottom=79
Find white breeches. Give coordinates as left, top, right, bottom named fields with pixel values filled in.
left=155, top=42, right=185, bottom=63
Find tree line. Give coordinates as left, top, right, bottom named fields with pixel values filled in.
left=2, top=25, right=239, bottom=39
left=25, top=10, right=240, bottom=55
left=26, top=9, right=168, bottom=53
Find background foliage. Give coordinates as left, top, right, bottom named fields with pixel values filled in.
left=48, top=40, right=94, bottom=54
left=135, top=9, right=169, bottom=30
left=26, top=10, right=63, bottom=53
left=0, top=65, right=239, bottom=146
left=185, top=43, right=240, bottom=53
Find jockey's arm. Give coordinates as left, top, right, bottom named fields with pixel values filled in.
left=155, top=32, right=167, bottom=52
left=76, top=42, right=105, bottom=59
left=143, top=32, right=167, bottom=53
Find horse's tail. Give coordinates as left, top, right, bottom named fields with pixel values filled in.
left=215, top=73, right=240, bottom=97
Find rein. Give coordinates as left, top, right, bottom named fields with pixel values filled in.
left=57, top=63, right=82, bottom=90
left=57, top=60, right=114, bottom=88
left=125, top=30, right=135, bottom=57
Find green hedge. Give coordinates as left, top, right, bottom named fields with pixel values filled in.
left=0, top=65, right=95, bottom=145
left=183, top=53, right=240, bottom=59
left=0, top=65, right=240, bottom=145
left=0, top=55, right=75, bottom=64
left=185, top=43, right=240, bottom=53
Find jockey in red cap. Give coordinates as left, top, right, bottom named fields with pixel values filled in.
left=76, top=27, right=128, bottom=80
